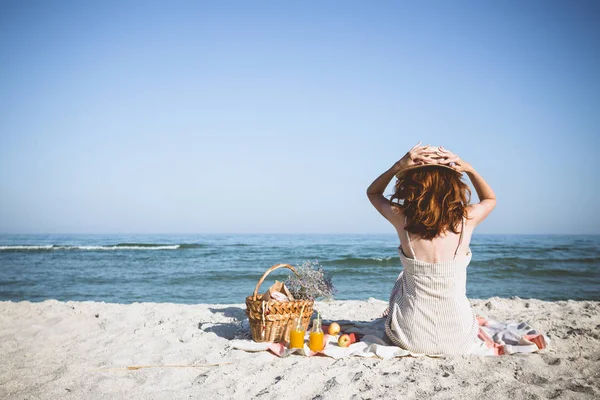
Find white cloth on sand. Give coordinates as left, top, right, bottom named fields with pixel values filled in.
left=230, top=317, right=549, bottom=359
left=231, top=318, right=417, bottom=359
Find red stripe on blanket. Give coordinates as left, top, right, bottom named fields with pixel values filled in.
left=268, top=343, right=286, bottom=356
left=478, top=328, right=495, bottom=348
left=524, top=334, right=547, bottom=350
left=477, top=326, right=505, bottom=355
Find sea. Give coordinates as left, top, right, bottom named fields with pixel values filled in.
left=0, top=234, right=598, bottom=304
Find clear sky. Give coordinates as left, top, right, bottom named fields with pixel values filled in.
left=1, top=1, right=598, bottom=234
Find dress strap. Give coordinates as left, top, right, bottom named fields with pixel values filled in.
left=404, top=216, right=418, bottom=261
left=453, top=217, right=466, bottom=260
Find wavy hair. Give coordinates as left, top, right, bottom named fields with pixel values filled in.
left=390, top=166, right=471, bottom=240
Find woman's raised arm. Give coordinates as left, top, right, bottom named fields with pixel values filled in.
left=437, top=147, right=496, bottom=225
left=367, top=143, right=437, bottom=223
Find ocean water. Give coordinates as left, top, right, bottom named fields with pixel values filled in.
left=0, top=234, right=598, bottom=304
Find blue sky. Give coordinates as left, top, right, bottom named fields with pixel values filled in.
left=0, top=1, right=598, bottom=234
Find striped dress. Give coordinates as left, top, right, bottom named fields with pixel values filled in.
left=384, top=217, right=480, bottom=355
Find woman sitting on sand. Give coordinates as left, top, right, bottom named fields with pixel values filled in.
left=366, top=142, right=496, bottom=355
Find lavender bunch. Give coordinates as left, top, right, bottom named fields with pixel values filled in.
left=285, top=260, right=337, bottom=301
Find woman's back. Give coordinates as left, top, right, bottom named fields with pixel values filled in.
left=398, top=214, right=473, bottom=264
left=386, top=215, right=480, bottom=354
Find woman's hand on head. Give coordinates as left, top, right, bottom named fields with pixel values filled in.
left=435, top=146, right=474, bottom=173
left=392, top=142, right=439, bottom=173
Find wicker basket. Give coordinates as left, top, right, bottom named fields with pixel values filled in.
left=245, top=263, right=314, bottom=343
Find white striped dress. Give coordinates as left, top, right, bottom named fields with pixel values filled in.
left=384, top=217, right=480, bottom=355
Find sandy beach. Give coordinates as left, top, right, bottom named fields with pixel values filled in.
left=1, top=297, right=598, bottom=399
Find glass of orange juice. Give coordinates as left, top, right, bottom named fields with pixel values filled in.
left=289, top=318, right=305, bottom=349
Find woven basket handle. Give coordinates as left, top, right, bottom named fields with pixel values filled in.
left=252, top=263, right=298, bottom=300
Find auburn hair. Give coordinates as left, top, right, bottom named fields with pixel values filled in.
left=390, top=166, right=471, bottom=240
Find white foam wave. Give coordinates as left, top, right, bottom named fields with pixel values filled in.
left=0, top=245, right=54, bottom=250
left=0, top=245, right=181, bottom=251
left=77, top=245, right=181, bottom=251
left=374, top=257, right=395, bottom=262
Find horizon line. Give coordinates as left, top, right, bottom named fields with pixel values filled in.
left=0, top=232, right=598, bottom=236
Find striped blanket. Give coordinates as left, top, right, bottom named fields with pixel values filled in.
left=230, top=316, right=549, bottom=359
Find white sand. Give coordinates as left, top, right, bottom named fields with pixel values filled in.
left=1, top=298, right=599, bottom=399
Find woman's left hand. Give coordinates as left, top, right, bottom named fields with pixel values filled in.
left=435, top=146, right=474, bottom=173
left=392, top=142, right=438, bottom=173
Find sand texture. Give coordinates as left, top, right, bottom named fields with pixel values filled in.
left=1, top=297, right=599, bottom=399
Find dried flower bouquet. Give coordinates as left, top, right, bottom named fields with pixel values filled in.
left=284, top=260, right=337, bottom=301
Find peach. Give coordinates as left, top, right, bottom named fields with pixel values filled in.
left=338, top=334, right=352, bottom=348
left=328, top=322, right=341, bottom=336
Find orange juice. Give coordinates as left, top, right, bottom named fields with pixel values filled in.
left=290, top=329, right=305, bottom=349
left=309, top=330, right=324, bottom=352
left=309, top=315, right=324, bottom=352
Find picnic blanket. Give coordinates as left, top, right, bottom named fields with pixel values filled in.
left=230, top=316, right=549, bottom=359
